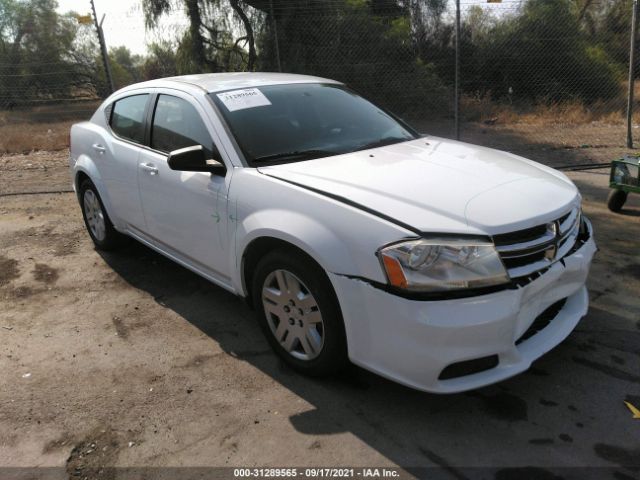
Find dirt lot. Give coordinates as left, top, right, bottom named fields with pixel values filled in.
left=0, top=151, right=639, bottom=479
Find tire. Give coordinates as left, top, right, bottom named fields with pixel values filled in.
left=252, top=249, right=348, bottom=377
left=607, top=189, right=627, bottom=213
left=79, top=179, right=127, bottom=251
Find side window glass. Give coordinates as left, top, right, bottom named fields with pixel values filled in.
left=110, top=94, right=149, bottom=144
left=151, top=95, right=216, bottom=158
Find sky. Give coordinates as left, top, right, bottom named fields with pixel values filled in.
left=55, top=0, right=523, bottom=56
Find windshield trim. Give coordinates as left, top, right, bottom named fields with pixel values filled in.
left=208, top=83, right=420, bottom=168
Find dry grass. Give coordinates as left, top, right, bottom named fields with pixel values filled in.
left=460, top=94, right=640, bottom=127
left=0, top=101, right=98, bottom=154
left=0, top=121, right=73, bottom=154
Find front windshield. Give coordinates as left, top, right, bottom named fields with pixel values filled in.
left=210, top=83, right=418, bottom=164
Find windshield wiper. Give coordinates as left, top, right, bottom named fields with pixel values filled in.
left=354, top=136, right=410, bottom=152
left=252, top=149, right=336, bottom=163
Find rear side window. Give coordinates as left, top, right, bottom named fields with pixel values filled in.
left=110, top=94, right=149, bottom=144
left=151, top=95, right=214, bottom=157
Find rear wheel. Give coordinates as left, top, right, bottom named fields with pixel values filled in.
left=252, top=249, right=348, bottom=376
left=607, top=189, right=627, bottom=212
left=79, top=179, right=126, bottom=250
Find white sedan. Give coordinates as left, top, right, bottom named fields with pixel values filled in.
left=69, top=73, right=596, bottom=393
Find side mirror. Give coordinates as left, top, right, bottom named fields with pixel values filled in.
left=167, top=145, right=226, bottom=176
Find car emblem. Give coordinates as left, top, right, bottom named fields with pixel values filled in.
left=544, top=221, right=560, bottom=261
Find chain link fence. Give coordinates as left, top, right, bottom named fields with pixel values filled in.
left=256, top=0, right=636, bottom=166
left=1, top=0, right=637, bottom=167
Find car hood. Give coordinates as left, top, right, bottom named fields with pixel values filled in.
left=257, top=137, right=579, bottom=235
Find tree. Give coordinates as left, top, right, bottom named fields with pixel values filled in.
left=591, top=0, right=634, bottom=67
left=107, top=46, right=144, bottom=89
left=142, top=40, right=179, bottom=79
left=141, top=0, right=259, bottom=73
left=256, top=0, right=447, bottom=117
left=229, top=0, right=256, bottom=70
left=459, top=0, right=621, bottom=103
left=409, top=0, right=451, bottom=68
left=0, top=0, right=98, bottom=106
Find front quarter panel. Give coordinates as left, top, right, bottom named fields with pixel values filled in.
left=230, top=169, right=414, bottom=295
left=230, top=169, right=419, bottom=362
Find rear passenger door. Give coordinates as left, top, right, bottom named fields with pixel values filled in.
left=101, top=93, right=149, bottom=230
left=136, top=91, right=232, bottom=285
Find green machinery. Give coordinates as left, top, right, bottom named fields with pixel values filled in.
left=608, top=154, right=640, bottom=212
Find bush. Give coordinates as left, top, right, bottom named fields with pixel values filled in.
left=461, top=0, right=622, bottom=104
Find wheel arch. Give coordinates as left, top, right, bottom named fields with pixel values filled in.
left=234, top=204, right=375, bottom=304
left=73, top=160, right=118, bottom=229
left=74, top=170, right=90, bottom=199
left=241, top=235, right=334, bottom=308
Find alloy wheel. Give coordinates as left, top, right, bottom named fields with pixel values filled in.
left=83, top=189, right=106, bottom=242
left=261, top=269, right=324, bottom=361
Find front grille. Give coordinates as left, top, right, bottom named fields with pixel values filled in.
left=493, top=224, right=548, bottom=247
left=502, top=250, right=547, bottom=270
left=493, top=208, right=581, bottom=278
left=516, top=298, right=567, bottom=345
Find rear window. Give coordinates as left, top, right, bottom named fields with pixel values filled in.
left=110, top=94, right=149, bottom=144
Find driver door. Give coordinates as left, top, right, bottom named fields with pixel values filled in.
left=136, top=92, right=232, bottom=286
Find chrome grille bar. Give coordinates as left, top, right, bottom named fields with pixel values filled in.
left=494, top=208, right=581, bottom=278
left=495, top=230, right=556, bottom=256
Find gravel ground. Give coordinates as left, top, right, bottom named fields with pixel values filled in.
left=0, top=154, right=639, bottom=479
left=0, top=150, right=71, bottom=196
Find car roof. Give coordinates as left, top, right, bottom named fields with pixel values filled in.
left=121, top=72, right=342, bottom=94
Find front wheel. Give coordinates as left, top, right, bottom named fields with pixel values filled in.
left=252, top=250, right=348, bottom=376
left=607, top=189, right=627, bottom=212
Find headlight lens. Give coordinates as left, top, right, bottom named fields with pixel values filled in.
left=378, top=238, right=509, bottom=292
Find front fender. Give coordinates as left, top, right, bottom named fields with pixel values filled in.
left=233, top=209, right=354, bottom=295
left=228, top=170, right=416, bottom=298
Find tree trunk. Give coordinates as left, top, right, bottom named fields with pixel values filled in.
left=577, top=0, right=594, bottom=23
left=185, top=0, right=209, bottom=71
left=229, top=0, right=256, bottom=71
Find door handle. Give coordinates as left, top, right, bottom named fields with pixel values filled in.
left=140, top=163, right=159, bottom=175
left=92, top=144, right=106, bottom=154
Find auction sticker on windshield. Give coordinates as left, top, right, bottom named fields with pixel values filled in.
left=217, top=88, right=272, bottom=112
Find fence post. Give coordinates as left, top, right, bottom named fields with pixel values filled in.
left=627, top=0, right=639, bottom=148
left=454, top=0, right=461, bottom=141
left=270, top=0, right=282, bottom=72
left=90, top=0, right=114, bottom=94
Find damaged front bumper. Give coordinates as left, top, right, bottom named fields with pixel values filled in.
left=329, top=218, right=597, bottom=393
